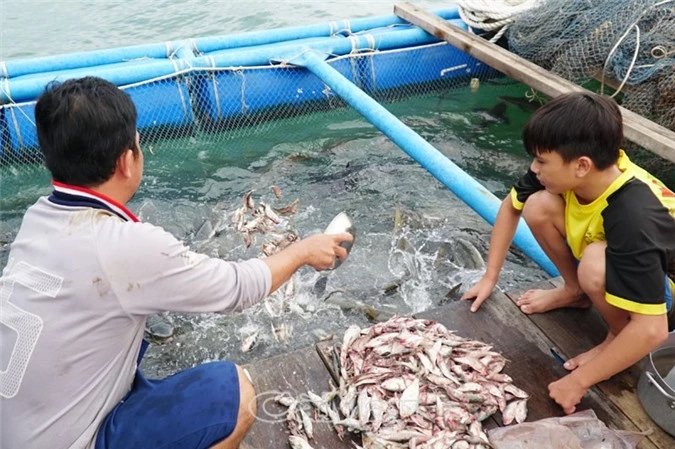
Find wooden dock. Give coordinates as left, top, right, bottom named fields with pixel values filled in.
left=241, top=278, right=674, bottom=449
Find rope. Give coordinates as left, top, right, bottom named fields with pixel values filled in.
left=456, top=0, right=545, bottom=42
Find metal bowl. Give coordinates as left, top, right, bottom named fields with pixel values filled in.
left=637, top=331, right=675, bottom=436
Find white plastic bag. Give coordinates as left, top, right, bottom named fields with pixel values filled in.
left=487, top=410, right=647, bottom=449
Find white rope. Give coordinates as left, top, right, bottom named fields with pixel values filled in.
left=456, top=0, right=544, bottom=41
left=600, top=0, right=675, bottom=96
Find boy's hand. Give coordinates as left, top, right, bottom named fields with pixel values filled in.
left=297, top=232, right=353, bottom=271
left=548, top=372, right=587, bottom=414
left=460, top=276, right=497, bottom=312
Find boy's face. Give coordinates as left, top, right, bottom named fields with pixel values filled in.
left=529, top=151, right=578, bottom=195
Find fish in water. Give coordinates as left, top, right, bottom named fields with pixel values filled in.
left=474, top=101, right=510, bottom=126
left=241, top=331, right=259, bottom=353
left=498, top=95, right=543, bottom=113
left=453, top=238, right=486, bottom=270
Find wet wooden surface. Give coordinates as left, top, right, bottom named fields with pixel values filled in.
left=241, top=346, right=358, bottom=449
left=240, top=279, right=673, bottom=449
left=504, top=277, right=674, bottom=449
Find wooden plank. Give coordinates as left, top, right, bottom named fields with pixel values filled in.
left=393, top=2, right=675, bottom=164
left=413, top=292, right=657, bottom=448
left=504, top=278, right=675, bottom=448
left=242, top=346, right=356, bottom=449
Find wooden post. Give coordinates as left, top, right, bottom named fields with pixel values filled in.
left=394, top=2, right=675, bottom=164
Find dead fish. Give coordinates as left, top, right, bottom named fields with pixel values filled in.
left=502, top=399, right=528, bottom=425
left=288, top=435, right=315, bottom=449
left=398, top=377, right=420, bottom=418
left=274, top=198, right=300, bottom=216
left=260, top=202, right=281, bottom=224
left=242, top=190, right=255, bottom=210
left=271, top=185, right=282, bottom=199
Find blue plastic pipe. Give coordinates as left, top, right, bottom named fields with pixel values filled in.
left=195, top=7, right=460, bottom=53
left=1, top=20, right=466, bottom=104
left=0, top=7, right=460, bottom=79
left=294, top=51, right=559, bottom=276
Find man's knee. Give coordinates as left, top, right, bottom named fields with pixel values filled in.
left=236, top=366, right=257, bottom=430
left=522, top=190, right=564, bottom=228
left=578, top=242, right=606, bottom=296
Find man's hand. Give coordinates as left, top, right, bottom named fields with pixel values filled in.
left=297, top=232, right=353, bottom=271
left=548, top=372, right=587, bottom=414
left=460, top=276, right=497, bottom=312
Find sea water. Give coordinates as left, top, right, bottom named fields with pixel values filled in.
left=0, top=1, right=552, bottom=378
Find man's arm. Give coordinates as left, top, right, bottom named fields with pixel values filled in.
left=549, top=312, right=669, bottom=413
left=461, top=196, right=522, bottom=311
left=263, top=232, right=352, bottom=293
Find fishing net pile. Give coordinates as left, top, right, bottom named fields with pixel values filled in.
left=505, top=0, right=675, bottom=131
left=276, top=316, right=529, bottom=449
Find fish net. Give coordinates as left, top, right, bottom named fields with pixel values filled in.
left=0, top=40, right=498, bottom=173
left=506, top=0, right=675, bottom=132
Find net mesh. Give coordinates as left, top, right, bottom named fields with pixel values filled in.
left=507, top=0, right=675, bottom=131
left=0, top=42, right=496, bottom=173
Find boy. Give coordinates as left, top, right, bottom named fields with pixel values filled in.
left=0, top=77, right=353, bottom=449
left=461, top=92, right=674, bottom=413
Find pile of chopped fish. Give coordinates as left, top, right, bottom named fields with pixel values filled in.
left=276, top=316, right=529, bottom=449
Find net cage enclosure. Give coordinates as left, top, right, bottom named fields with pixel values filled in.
left=0, top=1, right=673, bottom=187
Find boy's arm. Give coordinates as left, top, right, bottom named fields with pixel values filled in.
left=461, top=196, right=522, bottom=311
left=549, top=312, right=668, bottom=414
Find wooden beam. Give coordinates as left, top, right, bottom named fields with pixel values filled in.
left=394, top=2, right=675, bottom=164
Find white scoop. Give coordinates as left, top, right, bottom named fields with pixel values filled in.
left=323, top=211, right=356, bottom=269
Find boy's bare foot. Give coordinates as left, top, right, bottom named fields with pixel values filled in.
left=563, top=334, right=615, bottom=370
left=517, top=286, right=590, bottom=314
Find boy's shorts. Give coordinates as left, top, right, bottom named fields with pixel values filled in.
left=95, top=341, right=241, bottom=449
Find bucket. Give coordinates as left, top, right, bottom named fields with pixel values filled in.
left=637, top=331, right=675, bottom=436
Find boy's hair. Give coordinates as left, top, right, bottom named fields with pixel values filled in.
left=35, top=76, right=138, bottom=186
left=522, top=92, right=622, bottom=170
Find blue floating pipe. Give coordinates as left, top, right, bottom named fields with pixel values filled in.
left=293, top=50, right=558, bottom=276
left=1, top=19, right=466, bottom=104
left=194, top=7, right=459, bottom=53
left=0, top=7, right=459, bottom=80
left=205, top=25, right=444, bottom=67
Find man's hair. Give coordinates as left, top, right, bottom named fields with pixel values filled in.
left=35, top=76, right=138, bottom=186
left=522, top=92, right=622, bottom=170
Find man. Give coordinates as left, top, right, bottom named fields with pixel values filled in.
left=0, top=76, right=353, bottom=449
left=461, top=92, right=674, bottom=413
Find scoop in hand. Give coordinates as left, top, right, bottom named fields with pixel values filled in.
left=323, top=211, right=356, bottom=269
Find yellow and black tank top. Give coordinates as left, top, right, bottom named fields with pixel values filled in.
left=510, top=151, right=675, bottom=315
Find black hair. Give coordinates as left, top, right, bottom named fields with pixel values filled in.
left=522, top=92, right=622, bottom=170
left=35, top=76, right=138, bottom=186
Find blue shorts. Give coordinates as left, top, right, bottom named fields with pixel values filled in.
left=95, top=341, right=240, bottom=449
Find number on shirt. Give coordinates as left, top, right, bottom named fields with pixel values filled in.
left=1, top=261, right=62, bottom=398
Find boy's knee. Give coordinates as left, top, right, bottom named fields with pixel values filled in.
left=522, top=191, right=564, bottom=226
left=578, top=242, right=606, bottom=295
